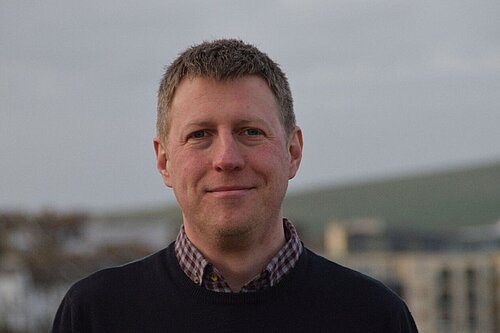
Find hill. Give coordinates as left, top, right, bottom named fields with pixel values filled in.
left=102, top=160, right=500, bottom=238
left=284, top=160, right=500, bottom=236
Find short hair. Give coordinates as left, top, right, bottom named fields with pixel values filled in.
left=156, top=39, right=295, bottom=141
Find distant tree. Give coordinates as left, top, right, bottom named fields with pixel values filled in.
left=23, top=211, right=86, bottom=286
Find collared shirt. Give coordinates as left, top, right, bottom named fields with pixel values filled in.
left=174, top=218, right=303, bottom=293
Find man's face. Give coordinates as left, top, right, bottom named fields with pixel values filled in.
left=154, top=75, right=302, bottom=244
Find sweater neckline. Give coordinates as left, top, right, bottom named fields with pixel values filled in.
left=161, top=242, right=310, bottom=305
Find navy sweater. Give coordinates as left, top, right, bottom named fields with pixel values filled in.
left=52, top=243, right=418, bottom=332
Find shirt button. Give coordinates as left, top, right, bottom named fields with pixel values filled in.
left=193, top=276, right=201, bottom=284
left=209, top=272, right=218, bottom=282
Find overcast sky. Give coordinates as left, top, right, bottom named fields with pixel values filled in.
left=1, top=0, right=499, bottom=213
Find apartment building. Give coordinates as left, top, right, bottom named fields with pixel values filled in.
left=325, top=220, right=500, bottom=333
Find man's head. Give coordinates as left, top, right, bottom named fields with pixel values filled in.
left=156, top=39, right=295, bottom=143
left=154, top=39, right=303, bottom=250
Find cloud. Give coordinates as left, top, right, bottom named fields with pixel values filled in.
left=1, top=0, right=499, bottom=211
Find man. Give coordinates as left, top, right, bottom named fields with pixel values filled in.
left=53, top=39, right=418, bottom=332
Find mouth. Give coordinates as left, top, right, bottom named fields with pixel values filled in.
left=206, top=186, right=255, bottom=197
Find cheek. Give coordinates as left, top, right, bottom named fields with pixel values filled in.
left=252, top=147, right=290, bottom=175
left=170, top=153, right=207, bottom=187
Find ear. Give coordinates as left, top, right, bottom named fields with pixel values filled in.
left=153, top=137, right=172, bottom=188
left=287, top=126, right=303, bottom=180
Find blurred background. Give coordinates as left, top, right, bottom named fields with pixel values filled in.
left=1, top=1, right=499, bottom=332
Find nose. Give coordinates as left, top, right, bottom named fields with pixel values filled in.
left=212, top=133, right=245, bottom=172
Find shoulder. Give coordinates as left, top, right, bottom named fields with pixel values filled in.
left=303, top=248, right=417, bottom=331
left=52, top=247, right=173, bottom=332
left=306, top=248, right=400, bottom=300
left=65, top=247, right=169, bottom=306
left=306, top=249, right=412, bottom=311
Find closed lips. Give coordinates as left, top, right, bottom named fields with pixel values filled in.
left=206, top=186, right=254, bottom=192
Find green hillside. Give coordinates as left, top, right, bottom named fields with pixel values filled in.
left=105, top=160, right=500, bottom=239
left=284, top=161, right=500, bottom=236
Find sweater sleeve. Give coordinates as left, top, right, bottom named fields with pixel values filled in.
left=51, top=291, right=87, bottom=333
left=391, top=300, right=419, bottom=333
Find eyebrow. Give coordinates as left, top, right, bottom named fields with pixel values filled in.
left=184, top=117, right=269, bottom=129
left=184, top=120, right=216, bottom=128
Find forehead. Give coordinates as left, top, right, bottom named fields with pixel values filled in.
left=169, top=75, right=282, bottom=126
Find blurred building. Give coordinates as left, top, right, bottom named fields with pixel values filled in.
left=0, top=268, right=28, bottom=332
left=325, top=219, right=500, bottom=333
left=0, top=212, right=176, bottom=333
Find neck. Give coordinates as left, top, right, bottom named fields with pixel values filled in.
left=184, top=218, right=286, bottom=292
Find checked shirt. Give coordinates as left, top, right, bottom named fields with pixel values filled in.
left=174, top=218, right=303, bottom=292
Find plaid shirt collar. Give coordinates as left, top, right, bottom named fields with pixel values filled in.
left=174, top=218, right=303, bottom=293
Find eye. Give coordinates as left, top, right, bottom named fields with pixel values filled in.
left=243, top=128, right=263, bottom=136
left=189, top=130, right=208, bottom=139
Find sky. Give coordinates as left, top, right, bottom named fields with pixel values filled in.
left=1, top=0, right=500, bottom=213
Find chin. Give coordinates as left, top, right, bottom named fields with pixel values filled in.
left=212, top=224, right=256, bottom=250
left=207, top=214, right=259, bottom=239
left=214, top=219, right=255, bottom=237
